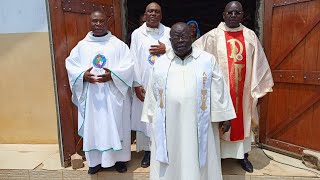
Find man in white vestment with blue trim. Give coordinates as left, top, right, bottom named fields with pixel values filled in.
left=65, top=11, right=134, bottom=174
left=141, top=22, right=236, bottom=180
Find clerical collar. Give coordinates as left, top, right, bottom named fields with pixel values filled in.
left=146, top=26, right=160, bottom=33
left=218, top=22, right=244, bottom=32
left=167, top=47, right=201, bottom=60
left=84, top=31, right=112, bottom=42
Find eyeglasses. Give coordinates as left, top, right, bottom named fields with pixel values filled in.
left=171, top=34, right=189, bottom=41
left=225, top=11, right=243, bottom=15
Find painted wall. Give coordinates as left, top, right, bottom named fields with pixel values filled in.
left=0, top=0, right=57, bottom=143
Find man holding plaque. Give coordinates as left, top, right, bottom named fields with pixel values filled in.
left=194, top=1, right=274, bottom=173
left=65, top=10, right=134, bottom=174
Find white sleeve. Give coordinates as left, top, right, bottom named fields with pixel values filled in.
left=251, top=35, right=274, bottom=99
left=130, top=31, right=142, bottom=87
left=141, top=67, right=157, bottom=123
left=210, top=56, right=236, bottom=122
left=110, top=41, right=134, bottom=96
left=65, top=45, right=87, bottom=106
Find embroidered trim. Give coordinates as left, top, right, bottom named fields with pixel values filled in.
left=110, top=70, right=131, bottom=87
left=72, top=71, right=85, bottom=88
left=83, top=148, right=122, bottom=152
left=78, top=85, right=89, bottom=138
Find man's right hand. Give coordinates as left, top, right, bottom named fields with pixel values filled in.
left=149, top=41, right=166, bottom=55
left=83, top=67, right=97, bottom=83
left=135, top=86, right=145, bottom=102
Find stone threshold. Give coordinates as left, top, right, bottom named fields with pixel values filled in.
left=1, top=169, right=320, bottom=180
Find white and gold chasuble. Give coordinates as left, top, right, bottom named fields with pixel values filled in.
left=194, top=22, right=274, bottom=159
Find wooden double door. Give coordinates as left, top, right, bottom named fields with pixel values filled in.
left=47, top=0, right=320, bottom=166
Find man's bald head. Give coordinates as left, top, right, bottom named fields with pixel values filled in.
left=91, top=10, right=106, bottom=18
left=224, top=1, right=243, bottom=12
left=170, top=22, right=190, bottom=37
left=223, top=1, right=243, bottom=28
left=170, top=22, right=192, bottom=59
left=145, top=2, right=161, bottom=13
left=144, top=2, right=162, bottom=28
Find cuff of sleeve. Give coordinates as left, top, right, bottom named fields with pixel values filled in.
left=211, top=109, right=236, bottom=122
left=252, top=87, right=273, bottom=99
left=133, top=81, right=142, bottom=87
left=165, top=46, right=171, bottom=53
left=141, top=113, right=152, bottom=123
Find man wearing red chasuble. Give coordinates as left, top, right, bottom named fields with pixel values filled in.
left=194, top=1, right=274, bottom=173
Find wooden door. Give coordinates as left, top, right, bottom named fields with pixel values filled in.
left=47, top=0, right=122, bottom=167
left=260, top=0, right=320, bottom=155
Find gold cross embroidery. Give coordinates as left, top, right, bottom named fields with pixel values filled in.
left=200, top=72, right=208, bottom=111
left=158, top=79, right=164, bottom=109
left=159, top=89, right=164, bottom=109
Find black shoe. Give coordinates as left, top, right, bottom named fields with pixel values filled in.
left=239, top=154, right=253, bottom=173
left=88, top=164, right=101, bottom=174
left=141, top=151, right=151, bottom=168
left=115, top=162, right=127, bottom=173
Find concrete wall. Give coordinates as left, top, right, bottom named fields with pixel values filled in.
left=0, top=0, right=57, bottom=143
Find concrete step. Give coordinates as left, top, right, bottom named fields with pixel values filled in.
left=1, top=169, right=320, bottom=180
left=1, top=144, right=320, bottom=179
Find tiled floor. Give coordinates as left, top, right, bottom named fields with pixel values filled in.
left=0, top=144, right=319, bottom=179
left=0, top=144, right=59, bottom=169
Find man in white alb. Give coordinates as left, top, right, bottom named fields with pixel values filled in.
left=130, top=2, right=170, bottom=168
left=142, top=22, right=236, bottom=180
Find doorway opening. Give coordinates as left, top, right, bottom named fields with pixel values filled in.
left=127, top=0, right=257, bottom=38
left=125, top=0, right=258, bottom=148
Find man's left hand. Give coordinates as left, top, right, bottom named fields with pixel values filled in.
left=219, top=120, right=231, bottom=134
left=149, top=40, right=166, bottom=55
left=97, top=68, right=112, bottom=83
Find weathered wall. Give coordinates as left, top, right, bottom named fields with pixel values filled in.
left=0, top=0, right=57, bottom=143
left=256, top=0, right=265, bottom=42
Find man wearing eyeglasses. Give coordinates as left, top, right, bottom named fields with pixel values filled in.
left=194, top=1, right=274, bottom=173
left=142, top=22, right=236, bottom=180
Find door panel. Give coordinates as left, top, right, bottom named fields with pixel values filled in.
left=261, top=0, right=320, bottom=155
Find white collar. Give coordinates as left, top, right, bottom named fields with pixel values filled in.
left=146, top=26, right=159, bottom=33
left=141, top=22, right=164, bottom=36
left=217, top=22, right=244, bottom=32
left=166, top=47, right=201, bottom=60
left=84, top=31, right=112, bottom=42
